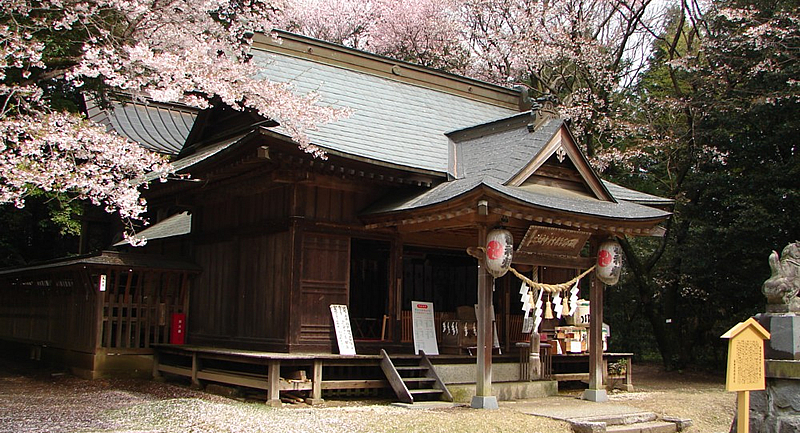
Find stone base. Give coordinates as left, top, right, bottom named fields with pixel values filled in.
left=470, top=395, right=499, bottom=409
left=733, top=379, right=800, bottom=433
left=582, top=388, right=608, bottom=402
left=766, top=360, right=800, bottom=379
left=757, top=313, right=800, bottom=360
left=448, top=380, right=557, bottom=403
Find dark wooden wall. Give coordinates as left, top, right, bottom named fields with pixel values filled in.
left=0, top=271, right=96, bottom=352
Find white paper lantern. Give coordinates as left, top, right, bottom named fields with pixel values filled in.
left=596, top=239, right=623, bottom=285
left=485, top=228, right=513, bottom=278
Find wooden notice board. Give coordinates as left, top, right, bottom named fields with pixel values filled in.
left=721, top=317, right=770, bottom=392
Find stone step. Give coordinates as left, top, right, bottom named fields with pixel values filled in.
left=571, top=412, right=657, bottom=426
left=605, top=421, right=677, bottom=433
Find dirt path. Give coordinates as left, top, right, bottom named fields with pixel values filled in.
left=0, top=357, right=734, bottom=433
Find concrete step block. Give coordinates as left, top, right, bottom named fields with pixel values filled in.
left=605, top=421, right=677, bottom=433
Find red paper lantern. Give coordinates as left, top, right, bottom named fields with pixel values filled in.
left=597, top=239, right=623, bottom=285
left=486, top=228, right=513, bottom=278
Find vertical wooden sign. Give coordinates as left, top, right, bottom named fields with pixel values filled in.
left=721, top=317, right=770, bottom=433
left=330, top=304, right=356, bottom=356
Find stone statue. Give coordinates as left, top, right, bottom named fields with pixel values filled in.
left=763, top=242, right=800, bottom=312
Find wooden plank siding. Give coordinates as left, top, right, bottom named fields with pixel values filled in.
left=0, top=272, right=95, bottom=352
left=189, top=231, right=291, bottom=350
left=296, top=233, right=350, bottom=350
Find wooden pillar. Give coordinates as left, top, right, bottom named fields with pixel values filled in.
left=191, top=352, right=202, bottom=389
left=471, top=224, right=498, bottom=409
left=583, top=238, right=608, bottom=402
left=390, top=236, right=403, bottom=344
left=308, top=360, right=324, bottom=405
left=267, top=360, right=282, bottom=407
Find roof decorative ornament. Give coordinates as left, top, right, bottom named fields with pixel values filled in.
left=527, top=95, right=561, bottom=132
left=556, top=146, right=567, bottom=163
left=763, top=241, right=800, bottom=312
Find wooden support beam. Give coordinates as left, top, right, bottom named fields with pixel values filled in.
left=267, top=360, right=281, bottom=407
left=309, top=360, right=324, bottom=405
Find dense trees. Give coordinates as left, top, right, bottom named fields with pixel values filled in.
left=607, top=0, right=800, bottom=368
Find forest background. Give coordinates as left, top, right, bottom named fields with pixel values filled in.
left=1, top=0, right=798, bottom=370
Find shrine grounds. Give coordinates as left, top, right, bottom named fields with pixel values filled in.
left=0, top=356, right=734, bottom=433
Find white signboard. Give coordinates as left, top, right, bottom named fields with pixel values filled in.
left=412, top=301, right=439, bottom=355
left=329, top=304, right=356, bottom=356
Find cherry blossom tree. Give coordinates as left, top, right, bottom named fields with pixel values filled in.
left=1, top=0, right=348, bottom=243
left=281, top=0, right=469, bottom=71
left=460, top=0, right=669, bottom=163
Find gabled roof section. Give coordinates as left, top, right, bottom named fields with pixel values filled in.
left=448, top=111, right=614, bottom=202
left=505, top=122, right=613, bottom=202
left=363, top=110, right=671, bottom=226
left=249, top=31, right=521, bottom=175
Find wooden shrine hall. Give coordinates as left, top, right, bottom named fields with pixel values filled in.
left=0, top=31, right=671, bottom=405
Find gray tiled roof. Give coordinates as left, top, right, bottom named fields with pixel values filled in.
left=0, top=251, right=200, bottom=275
left=252, top=50, right=518, bottom=174
left=86, top=98, right=197, bottom=155
left=453, top=115, right=562, bottom=183
left=602, top=180, right=674, bottom=206
left=114, top=212, right=192, bottom=246
left=142, top=134, right=248, bottom=182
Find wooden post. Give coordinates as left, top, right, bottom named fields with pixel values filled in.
left=309, top=360, right=324, bottom=405
left=738, top=391, right=750, bottom=433
left=267, top=360, right=282, bottom=407
left=191, top=352, right=201, bottom=389
left=471, top=224, right=499, bottom=409
left=583, top=240, right=608, bottom=402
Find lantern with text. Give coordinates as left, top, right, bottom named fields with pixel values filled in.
left=596, top=239, right=623, bottom=285
left=486, top=228, right=513, bottom=278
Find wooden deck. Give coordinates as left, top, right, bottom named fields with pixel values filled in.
left=152, top=344, right=527, bottom=406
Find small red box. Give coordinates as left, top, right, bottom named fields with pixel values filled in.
left=170, top=313, right=186, bottom=345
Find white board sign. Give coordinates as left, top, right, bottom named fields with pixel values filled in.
left=412, top=301, right=439, bottom=355
left=329, top=304, right=356, bottom=356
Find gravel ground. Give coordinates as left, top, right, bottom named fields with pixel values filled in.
left=0, top=357, right=733, bottom=433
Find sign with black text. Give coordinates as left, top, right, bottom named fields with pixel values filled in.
left=412, top=301, right=439, bottom=355
left=330, top=304, right=356, bottom=356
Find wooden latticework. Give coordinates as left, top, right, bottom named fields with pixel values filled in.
left=97, top=268, right=190, bottom=349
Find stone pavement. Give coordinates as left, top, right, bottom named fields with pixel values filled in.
left=500, top=396, right=691, bottom=433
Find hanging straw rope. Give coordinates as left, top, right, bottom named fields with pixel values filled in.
left=509, top=265, right=596, bottom=293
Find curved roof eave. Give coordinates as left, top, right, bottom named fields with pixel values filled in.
left=362, top=179, right=671, bottom=224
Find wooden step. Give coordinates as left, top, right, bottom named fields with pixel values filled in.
left=605, top=421, right=677, bottom=433
left=401, top=377, right=436, bottom=384
left=409, top=388, right=444, bottom=396
left=395, top=366, right=429, bottom=372
left=379, top=349, right=452, bottom=404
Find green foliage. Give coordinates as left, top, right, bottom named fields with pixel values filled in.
left=0, top=193, right=81, bottom=268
